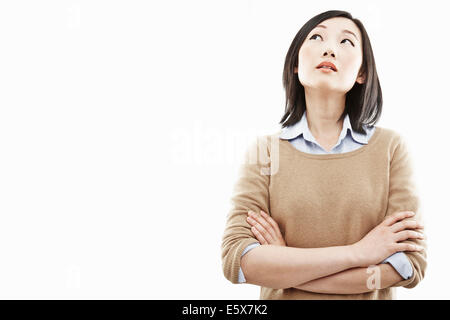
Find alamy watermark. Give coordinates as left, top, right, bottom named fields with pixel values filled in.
left=169, top=120, right=279, bottom=175
left=366, top=265, right=381, bottom=290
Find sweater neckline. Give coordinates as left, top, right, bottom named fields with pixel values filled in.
left=278, top=126, right=382, bottom=160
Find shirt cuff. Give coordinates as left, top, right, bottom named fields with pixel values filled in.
left=237, top=242, right=261, bottom=283
left=382, top=252, right=413, bottom=280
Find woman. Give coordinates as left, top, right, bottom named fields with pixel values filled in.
left=221, top=10, right=427, bottom=299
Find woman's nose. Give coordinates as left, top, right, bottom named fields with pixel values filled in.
left=323, top=50, right=335, bottom=57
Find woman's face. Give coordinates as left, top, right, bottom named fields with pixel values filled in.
left=295, top=17, right=365, bottom=93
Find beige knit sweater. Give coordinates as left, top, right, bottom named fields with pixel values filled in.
left=221, top=126, right=427, bottom=299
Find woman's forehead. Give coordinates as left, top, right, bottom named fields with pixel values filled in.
left=311, top=18, right=361, bottom=41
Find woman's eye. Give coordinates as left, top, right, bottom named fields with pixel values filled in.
left=342, top=38, right=355, bottom=46
left=309, top=34, right=354, bottom=47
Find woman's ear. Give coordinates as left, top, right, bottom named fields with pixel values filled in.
left=356, top=70, right=366, bottom=84
left=294, top=66, right=298, bottom=73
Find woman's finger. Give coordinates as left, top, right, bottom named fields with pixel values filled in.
left=383, top=211, right=415, bottom=227
left=394, top=230, right=425, bottom=242
left=249, top=211, right=278, bottom=241
left=251, top=226, right=268, bottom=245
left=259, top=210, right=283, bottom=238
left=247, top=215, right=269, bottom=243
left=390, top=219, right=424, bottom=233
left=249, top=216, right=274, bottom=243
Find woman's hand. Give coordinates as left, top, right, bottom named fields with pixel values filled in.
left=351, top=210, right=425, bottom=267
left=246, top=210, right=286, bottom=246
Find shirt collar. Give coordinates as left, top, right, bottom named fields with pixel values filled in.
left=279, top=111, right=370, bottom=144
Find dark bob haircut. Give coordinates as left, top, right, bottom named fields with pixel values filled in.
left=279, top=10, right=382, bottom=135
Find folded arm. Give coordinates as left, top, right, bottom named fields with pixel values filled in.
left=240, top=242, right=360, bottom=289
left=292, top=263, right=404, bottom=294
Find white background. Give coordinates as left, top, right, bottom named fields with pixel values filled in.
left=0, top=0, right=447, bottom=299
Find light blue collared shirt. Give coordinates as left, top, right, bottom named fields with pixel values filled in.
left=238, top=111, right=413, bottom=283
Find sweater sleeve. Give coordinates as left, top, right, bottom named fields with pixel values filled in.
left=221, top=135, right=273, bottom=284
left=385, top=134, right=427, bottom=289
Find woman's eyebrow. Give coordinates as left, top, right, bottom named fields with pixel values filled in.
left=313, top=24, right=359, bottom=42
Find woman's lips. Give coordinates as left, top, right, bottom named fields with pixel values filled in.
left=316, top=61, right=337, bottom=71
left=317, top=67, right=335, bottom=73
